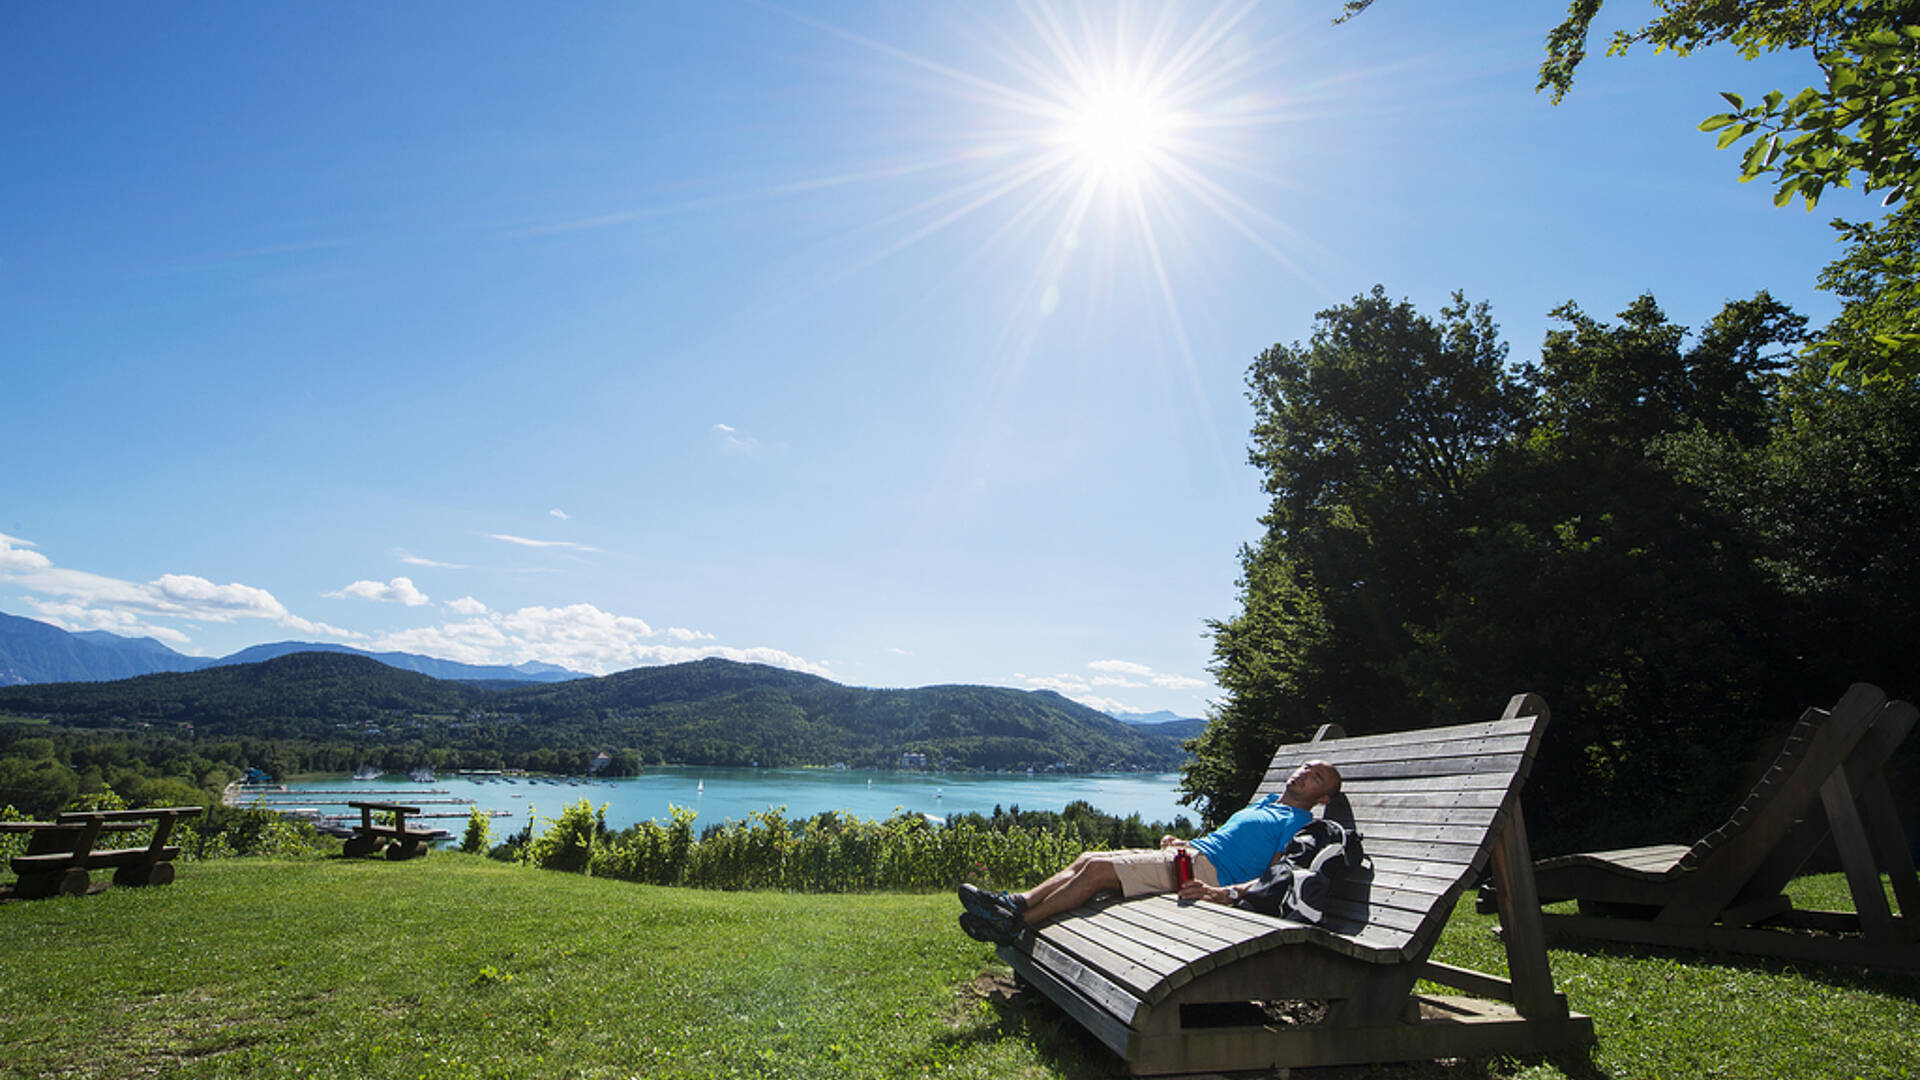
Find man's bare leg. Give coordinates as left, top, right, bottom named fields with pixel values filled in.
left=1014, top=852, right=1098, bottom=911
left=1018, top=857, right=1124, bottom=925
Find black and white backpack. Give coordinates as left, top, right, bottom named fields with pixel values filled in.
left=1233, top=818, right=1363, bottom=923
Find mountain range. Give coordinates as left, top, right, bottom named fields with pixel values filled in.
left=0, top=650, right=1191, bottom=772
left=0, top=610, right=585, bottom=687
left=1, top=611, right=1204, bottom=734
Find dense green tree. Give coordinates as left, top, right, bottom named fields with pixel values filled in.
left=1417, top=294, right=1803, bottom=845
left=1663, top=356, right=1920, bottom=694
left=1190, top=287, right=1528, bottom=825
left=1192, top=286, right=1851, bottom=849
left=1810, top=200, right=1920, bottom=380
left=0, top=755, right=78, bottom=816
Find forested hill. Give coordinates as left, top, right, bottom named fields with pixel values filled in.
left=0, top=652, right=1187, bottom=773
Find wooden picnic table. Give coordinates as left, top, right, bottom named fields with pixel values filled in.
left=2, top=806, right=204, bottom=900
left=342, top=801, right=438, bottom=860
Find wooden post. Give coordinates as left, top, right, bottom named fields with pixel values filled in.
left=1818, top=769, right=1896, bottom=939
left=1488, top=803, right=1566, bottom=1020
left=1859, top=774, right=1920, bottom=922
left=1488, top=692, right=1564, bottom=1021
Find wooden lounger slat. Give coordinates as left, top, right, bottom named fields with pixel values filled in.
left=1283, top=773, right=1516, bottom=794
left=1328, top=754, right=1529, bottom=782
left=1261, top=716, right=1539, bottom=753
left=1100, top=902, right=1262, bottom=959
left=1359, top=819, right=1506, bottom=844
left=1339, top=789, right=1511, bottom=810
left=1362, top=832, right=1486, bottom=855
left=1044, top=923, right=1185, bottom=997
left=1274, top=733, right=1534, bottom=768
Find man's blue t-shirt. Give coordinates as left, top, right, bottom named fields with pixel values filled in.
left=1188, top=794, right=1311, bottom=886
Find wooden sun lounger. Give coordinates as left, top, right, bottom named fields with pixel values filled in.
left=1517, top=683, right=1919, bottom=971
left=998, top=693, right=1594, bottom=1074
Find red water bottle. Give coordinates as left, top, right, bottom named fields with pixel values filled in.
left=1173, top=846, right=1193, bottom=885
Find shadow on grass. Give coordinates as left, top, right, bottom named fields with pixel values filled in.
left=950, top=971, right=1615, bottom=1080
left=923, top=971, right=1122, bottom=1079
left=1547, top=934, right=1920, bottom=1003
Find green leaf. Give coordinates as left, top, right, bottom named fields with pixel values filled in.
left=1699, top=114, right=1738, bottom=132
left=1719, top=91, right=1745, bottom=110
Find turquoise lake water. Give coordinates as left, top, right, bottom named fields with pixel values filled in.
left=259, top=766, right=1199, bottom=834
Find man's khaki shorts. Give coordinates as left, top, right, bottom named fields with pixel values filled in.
left=1104, top=847, right=1220, bottom=897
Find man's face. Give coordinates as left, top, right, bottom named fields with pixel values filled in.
left=1284, top=760, right=1339, bottom=805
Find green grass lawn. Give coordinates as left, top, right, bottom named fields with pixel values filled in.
left=2, top=857, right=1916, bottom=1079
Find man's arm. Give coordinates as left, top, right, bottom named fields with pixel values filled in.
left=1175, top=878, right=1248, bottom=906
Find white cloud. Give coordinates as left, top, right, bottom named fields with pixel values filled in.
left=0, top=533, right=53, bottom=573
left=396, top=550, right=466, bottom=569
left=1087, top=658, right=1207, bottom=690
left=489, top=533, right=601, bottom=552
left=326, top=576, right=430, bottom=607
left=1015, top=672, right=1131, bottom=714
left=549, top=508, right=570, bottom=520
left=886, top=647, right=912, bottom=656
left=0, top=534, right=829, bottom=683
left=24, top=599, right=193, bottom=644
left=5, top=559, right=289, bottom=624
left=364, top=601, right=831, bottom=679
left=368, top=619, right=511, bottom=666
left=1016, top=659, right=1210, bottom=712
left=712, top=423, right=760, bottom=454
left=0, top=533, right=349, bottom=646
left=281, top=614, right=364, bottom=640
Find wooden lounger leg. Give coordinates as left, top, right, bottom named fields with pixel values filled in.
left=1819, top=769, right=1897, bottom=939
left=1488, top=805, right=1569, bottom=1021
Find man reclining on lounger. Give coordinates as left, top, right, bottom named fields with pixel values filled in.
left=958, top=760, right=1341, bottom=943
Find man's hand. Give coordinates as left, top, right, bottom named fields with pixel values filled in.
left=1159, top=835, right=1182, bottom=849
left=1176, top=880, right=1236, bottom=905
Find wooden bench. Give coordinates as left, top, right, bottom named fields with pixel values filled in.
left=1512, top=683, right=1920, bottom=971
left=3, top=806, right=204, bottom=900
left=998, top=693, right=1594, bottom=1074
left=343, top=801, right=437, bottom=860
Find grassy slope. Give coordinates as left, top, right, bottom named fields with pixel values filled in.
left=1, top=858, right=1916, bottom=1080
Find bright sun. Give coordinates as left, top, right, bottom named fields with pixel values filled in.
left=1059, top=81, right=1179, bottom=187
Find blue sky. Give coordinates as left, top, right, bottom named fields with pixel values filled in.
left=0, top=2, right=1885, bottom=717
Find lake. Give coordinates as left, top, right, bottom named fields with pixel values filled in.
left=263, top=766, right=1200, bottom=834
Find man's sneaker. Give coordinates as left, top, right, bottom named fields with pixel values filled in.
left=957, top=911, right=1001, bottom=944
left=958, top=883, right=1023, bottom=940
